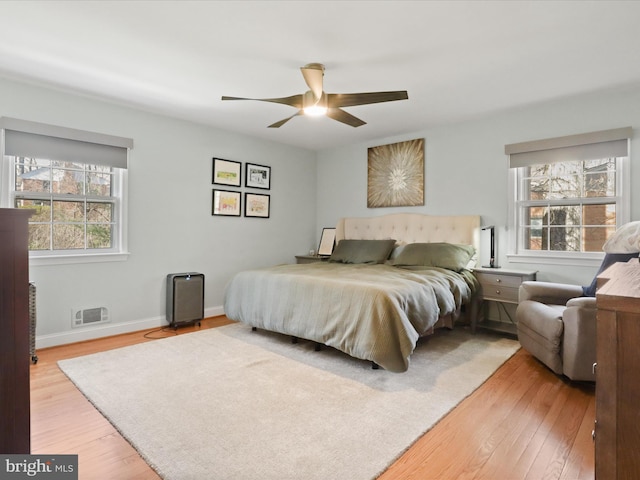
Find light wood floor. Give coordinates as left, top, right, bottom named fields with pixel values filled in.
left=31, top=316, right=595, bottom=479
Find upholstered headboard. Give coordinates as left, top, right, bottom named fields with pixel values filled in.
left=335, top=213, right=481, bottom=253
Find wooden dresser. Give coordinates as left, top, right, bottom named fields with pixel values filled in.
left=595, top=258, right=640, bottom=479
left=0, top=208, right=32, bottom=453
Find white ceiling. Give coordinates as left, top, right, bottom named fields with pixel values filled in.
left=2, top=1, right=640, bottom=151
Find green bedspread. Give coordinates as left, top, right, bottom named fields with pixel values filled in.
left=223, top=263, right=477, bottom=372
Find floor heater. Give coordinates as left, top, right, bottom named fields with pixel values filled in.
left=166, top=272, right=204, bottom=329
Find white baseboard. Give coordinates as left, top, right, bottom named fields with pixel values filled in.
left=35, top=305, right=226, bottom=349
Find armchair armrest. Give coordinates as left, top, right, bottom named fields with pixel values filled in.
left=518, top=281, right=585, bottom=305
left=566, top=296, right=596, bottom=309
left=562, top=297, right=597, bottom=381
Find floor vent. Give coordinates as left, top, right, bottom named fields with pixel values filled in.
left=72, top=307, right=109, bottom=328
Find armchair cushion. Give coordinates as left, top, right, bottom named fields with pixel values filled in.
left=516, top=301, right=565, bottom=375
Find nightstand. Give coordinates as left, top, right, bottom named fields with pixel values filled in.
left=295, top=255, right=329, bottom=264
left=472, top=267, right=537, bottom=335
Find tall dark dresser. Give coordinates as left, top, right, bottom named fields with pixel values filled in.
left=0, top=208, right=32, bottom=453
left=595, top=259, right=640, bottom=479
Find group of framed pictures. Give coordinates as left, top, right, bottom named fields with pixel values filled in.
left=211, top=157, right=271, bottom=218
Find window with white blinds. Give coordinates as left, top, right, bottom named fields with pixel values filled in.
left=506, top=127, right=631, bottom=262
left=1, top=117, right=133, bottom=262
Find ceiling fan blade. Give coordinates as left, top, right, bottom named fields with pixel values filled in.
left=327, top=91, right=408, bottom=108
left=221, top=94, right=303, bottom=109
left=300, top=63, right=324, bottom=100
left=326, top=108, right=366, bottom=128
left=267, top=111, right=303, bottom=128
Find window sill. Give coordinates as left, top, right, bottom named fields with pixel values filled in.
left=507, top=252, right=603, bottom=268
left=29, top=251, right=130, bottom=266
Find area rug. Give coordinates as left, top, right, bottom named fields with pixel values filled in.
left=58, top=323, right=519, bottom=480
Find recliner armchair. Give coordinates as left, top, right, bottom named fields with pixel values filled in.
left=516, top=281, right=596, bottom=381
left=516, top=251, right=639, bottom=382
left=515, top=219, right=640, bottom=382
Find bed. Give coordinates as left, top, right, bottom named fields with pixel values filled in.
left=223, top=213, right=481, bottom=372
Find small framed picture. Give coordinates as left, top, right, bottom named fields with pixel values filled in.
left=212, top=189, right=241, bottom=216
left=212, top=158, right=241, bottom=187
left=317, top=228, right=337, bottom=256
left=244, top=193, right=270, bottom=218
left=245, top=163, right=271, bottom=190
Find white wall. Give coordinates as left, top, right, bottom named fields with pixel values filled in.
left=0, top=77, right=317, bottom=347
left=316, top=83, right=640, bottom=286
left=4, top=76, right=639, bottom=346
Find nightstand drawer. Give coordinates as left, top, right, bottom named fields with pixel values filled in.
left=480, top=285, right=519, bottom=303
left=475, top=272, right=523, bottom=289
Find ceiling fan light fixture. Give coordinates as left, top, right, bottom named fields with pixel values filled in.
left=304, top=105, right=328, bottom=116
left=302, top=90, right=327, bottom=117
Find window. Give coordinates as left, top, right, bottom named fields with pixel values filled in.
left=12, top=158, right=120, bottom=251
left=1, top=117, right=133, bottom=264
left=506, top=127, right=631, bottom=264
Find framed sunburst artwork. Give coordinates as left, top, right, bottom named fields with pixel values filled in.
left=367, top=138, right=425, bottom=208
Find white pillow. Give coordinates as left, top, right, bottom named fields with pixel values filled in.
left=603, top=221, right=640, bottom=253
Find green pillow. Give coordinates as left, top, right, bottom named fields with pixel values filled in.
left=390, top=242, right=476, bottom=271
left=329, top=239, right=396, bottom=264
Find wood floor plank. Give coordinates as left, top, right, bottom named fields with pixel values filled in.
left=30, top=317, right=594, bottom=480
left=560, top=395, right=596, bottom=480
left=525, top=384, right=591, bottom=479
left=471, top=377, right=560, bottom=479
left=511, top=381, right=573, bottom=479
left=436, top=374, right=541, bottom=478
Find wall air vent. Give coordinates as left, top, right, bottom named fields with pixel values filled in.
left=71, top=307, right=109, bottom=328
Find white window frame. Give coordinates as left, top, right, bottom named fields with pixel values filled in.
left=506, top=128, right=631, bottom=268
left=0, top=118, right=131, bottom=266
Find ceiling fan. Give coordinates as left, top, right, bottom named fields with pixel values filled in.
left=221, top=63, right=408, bottom=128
